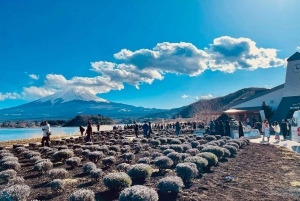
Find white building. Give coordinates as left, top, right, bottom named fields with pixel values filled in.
left=225, top=52, right=300, bottom=123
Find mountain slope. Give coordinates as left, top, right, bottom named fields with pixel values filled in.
left=0, top=89, right=166, bottom=121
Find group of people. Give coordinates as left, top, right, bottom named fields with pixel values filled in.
left=261, top=119, right=290, bottom=143
left=207, top=120, right=244, bottom=138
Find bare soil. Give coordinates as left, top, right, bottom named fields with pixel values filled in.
left=1, top=142, right=300, bottom=201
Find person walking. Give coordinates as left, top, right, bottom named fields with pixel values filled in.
left=261, top=119, right=270, bottom=142
left=175, top=122, right=180, bottom=136
left=272, top=121, right=281, bottom=141
left=97, top=123, right=100, bottom=132
left=41, top=121, right=51, bottom=147
left=219, top=120, right=225, bottom=136
left=142, top=121, right=149, bottom=138
left=238, top=121, right=244, bottom=138
left=79, top=125, right=85, bottom=136
left=209, top=120, right=215, bottom=134
left=280, top=119, right=288, bottom=140
left=148, top=122, right=153, bottom=138
left=85, top=122, right=93, bottom=143
left=225, top=120, right=231, bottom=137
left=133, top=121, right=139, bottom=138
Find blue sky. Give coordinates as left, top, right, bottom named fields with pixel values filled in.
left=0, top=0, right=299, bottom=109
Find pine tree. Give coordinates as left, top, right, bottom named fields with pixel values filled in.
left=261, top=101, right=275, bottom=120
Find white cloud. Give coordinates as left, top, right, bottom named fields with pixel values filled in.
left=297, top=46, right=300, bottom=51
left=195, top=94, right=214, bottom=101
left=0, top=92, right=21, bottom=101
left=22, top=86, right=57, bottom=100
left=29, top=74, right=39, bottom=80
left=182, top=94, right=189, bottom=99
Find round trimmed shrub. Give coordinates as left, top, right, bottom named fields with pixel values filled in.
left=178, top=138, right=186, bottom=143
left=167, top=152, right=181, bottom=166
left=159, top=145, right=169, bottom=151
left=24, top=151, right=41, bottom=159
left=181, top=144, right=192, bottom=152
left=50, top=179, right=65, bottom=193
left=226, top=142, right=239, bottom=149
left=121, top=146, right=131, bottom=154
left=221, top=147, right=231, bottom=158
left=137, top=157, right=151, bottom=164
left=127, top=164, right=153, bottom=181
left=88, top=151, right=103, bottom=163
left=176, top=162, right=198, bottom=183
left=0, top=153, right=14, bottom=159
left=34, top=161, right=53, bottom=173
left=157, top=176, right=184, bottom=194
left=48, top=168, right=68, bottom=180
left=108, top=150, right=117, bottom=156
left=204, top=135, right=216, bottom=142
left=119, top=185, right=158, bottom=201
left=103, top=172, right=132, bottom=191
left=0, top=157, right=18, bottom=166
left=69, top=189, right=95, bottom=201
left=163, top=149, right=175, bottom=156
left=1, top=184, right=30, bottom=201
left=74, top=148, right=83, bottom=157
left=150, top=140, right=161, bottom=148
left=184, top=156, right=208, bottom=172
left=116, top=163, right=131, bottom=173
left=29, top=156, right=42, bottom=164
left=122, top=153, right=135, bottom=163
left=109, top=145, right=120, bottom=152
left=170, top=139, right=182, bottom=145
left=90, top=168, right=103, bottom=181
left=154, top=156, right=173, bottom=172
left=223, top=145, right=238, bottom=156
left=66, top=157, right=81, bottom=168
left=196, top=145, right=206, bottom=151
left=8, top=176, right=25, bottom=186
left=82, top=149, right=91, bottom=160
left=82, top=162, right=96, bottom=174
left=202, top=146, right=224, bottom=159
left=191, top=141, right=200, bottom=148
left=185, top=148, right=199, bottom=156
left=179, top=153, right=190, bottom=161
left=2, top=161, right=21, bottom=171
left=197, top=152, right=218, bottom=168
left=151, top=152, right=163, bottom=160
left=0, top=169, right=17, bottom=182
left=97, top=145, right=109, bottom=154
left=158, top=138, right=167, bottom=144
left=102, top=156, right=116, bottom=167
left=52, top=149, right=74, bottom=162
left=169, top=145, right=183, bottom=153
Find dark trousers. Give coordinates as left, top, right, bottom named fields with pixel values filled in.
left=41, top=136, right=50, bottom=147
left=282, top=130, right=287, bottom=139
left=135, top=131, right=138, bottom=138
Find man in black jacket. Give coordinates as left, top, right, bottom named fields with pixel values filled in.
left=280, top=119, right=288, bottom=140
left=133, top=121, right=139, bottom=138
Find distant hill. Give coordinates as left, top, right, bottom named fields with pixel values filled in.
left=141, top=87, right=267, bottom=119
left=63, top=115, right=114, bottom=127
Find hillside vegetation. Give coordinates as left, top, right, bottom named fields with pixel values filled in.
left=63, top=115, right=114, bottom=127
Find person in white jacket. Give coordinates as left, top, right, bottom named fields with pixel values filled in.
left=271, top=121, right=281, bottom=141
left=41, top=121, right=51, bottom=147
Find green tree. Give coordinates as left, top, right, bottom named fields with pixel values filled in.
left=261, top=101, right=275, bottom=120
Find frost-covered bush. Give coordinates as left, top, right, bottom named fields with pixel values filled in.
left=137, top=157, right=151, bottom=164
left=97, top=145, right=109, bottom=154
left=69, top=189, right=95, bottom=201
left=178, top=138, right=186, bottom=143
left=204, top=135, right=216, bottom=142
left=119, top=185, right=158, bottom=201
left=50, top=179, right=65, bottom=193
left=158, top=138, right=167, bottom=144
left=196, top=145, right=206, bottom=151
left=102, top=156, right=116, bottom=167
left=157, top=176, right=184, bottom=194
left=0, top=169, right=17, bottom=182
left=127, top=164, right=153, bottom=181
left=74, top=148, right=83, bottom=157
left=226, top=142, right=239, bottom=149
left=151, top=152, right=163, bottom=160
left=0, top=152, right=14, bottom=159
left=221, top=147, right=231, bottom=158
left=52, top=149, right=74, bottom=162
left=0, top=157, right=18, bottom=166
left=150, top=140, right=161, bottom=148
left=121, top=146, right=131, bottom=154
left=185, top=148, right=199, bottom=156
left=66, top=157, right=81, bottom=168
left=197, top=152, right=218, bottom=168
left=1, top=161, right=21, bottom=171
left=184, top=156, right=208, bottom=172
left=163, top=149, right=175, bottom=156
left=88, top=151, right=103, bottom=163
left=7, top=176, right=25, bottom=186
left=90, top=168, right=103, bottom=181
left=109, top=145, right=120, bottom=152
left=181, top=144, right=192, bottom=153
left=223, top=145, right=238, bottom=156
left=24, top=151, right=41, bottom=159
left=82, top=149, right=91, bottom=160
left=29, top=156, right=42, bottom=164
left=117, top=163, right=131, bottom=172
left=202, top=146, right=224, bottom=159
left=176, top=162, right=198, bottom=183
left=0, top=184, right=30, bottom=201
left=141, top=138, right=148, bottom=143
left=179, top=153, right=190, bottom=161
left=34, top=161, right=53, bottom=173
left=122, top=153, right=135, bottom=163
left=48, top=168, right=68, bottom=180
left=169, top=145, right=183, bottom=153
left=103, top=172, right=132, bottom=191
left=154, top=156, right=173, bottom=172
left=170, top=139, right=182, bottom=145
left=167, top=152, right=181, bottom=166
left=108, top=150, right=117, bottom=157
left=159, top=145, right=169, bottom=151
left=191, top=141, right=200, bottom=148
left=82, top=162, right=96, bottom=174
left=12, top=144, right=25, bottom=149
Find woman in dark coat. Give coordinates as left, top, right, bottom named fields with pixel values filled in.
left=219, top=120, right=225, bottom=136
left=85, top=122, right=92, bottom=142
left=225, top=120, right=231, bottom=137
left=238, top=121, right=244, bottom=137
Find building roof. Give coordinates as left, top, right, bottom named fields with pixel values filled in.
left=287, top=52, right=300, bottom=61
left=229, top=84, right=284, bottom=108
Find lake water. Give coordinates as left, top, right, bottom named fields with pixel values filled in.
left=0, top=125, right=123, bottom=141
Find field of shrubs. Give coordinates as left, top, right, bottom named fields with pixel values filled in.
left=0, top=129, right=253, bottom=200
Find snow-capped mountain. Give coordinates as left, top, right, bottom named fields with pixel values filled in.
left=0, top=89, right=166, bottom=121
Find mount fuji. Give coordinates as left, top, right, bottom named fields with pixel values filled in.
left=0, top=89, right=166, bottom=121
